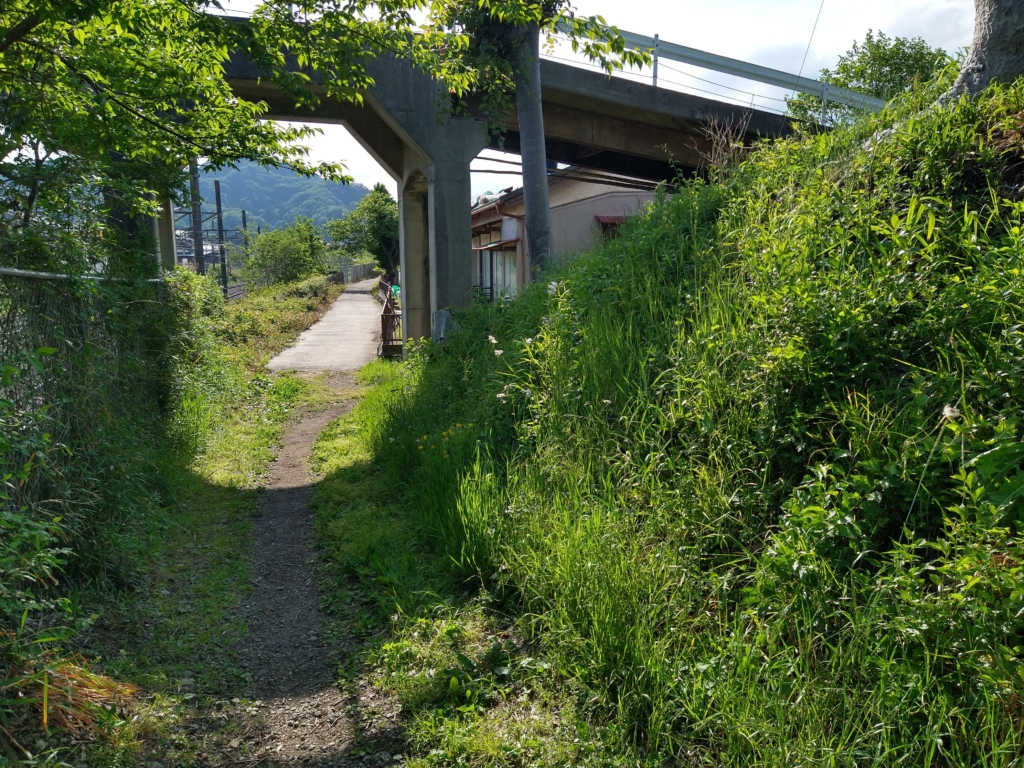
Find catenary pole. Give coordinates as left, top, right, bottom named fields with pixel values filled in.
left=189, top=158, right=205, bottom=274
left=214, top=179, right=228, bottom=296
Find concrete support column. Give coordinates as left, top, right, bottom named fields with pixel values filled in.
left=426, top=119, right=487, bottom=341
left=399, top=171, right=430, bottom=342
left=427, top=158, right=473, bottom=330
left=153, top=198, right=177, bottom=272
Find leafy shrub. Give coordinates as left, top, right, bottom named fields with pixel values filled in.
left=0, top=388, right=69, bottom=622
left=788, top=30, right=951, bottom=126
left=286, top=274, right=332, bottom=299
left=243, top=216, right=329, bottom=287
left=326, top=183, right=399, bottom=273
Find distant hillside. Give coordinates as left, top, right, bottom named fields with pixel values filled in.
left=197, top=160, right=370, bottom=231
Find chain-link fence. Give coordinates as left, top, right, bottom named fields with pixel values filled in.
left=337, top=263, right=376, bottom=284
left=1, top=266, right=167, bottom=589
left=1, top=267, right=163, bottom=444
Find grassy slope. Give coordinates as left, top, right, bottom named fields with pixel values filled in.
left=320, top=77, right=1024, bottom=765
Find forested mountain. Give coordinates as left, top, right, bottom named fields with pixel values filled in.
left=197, top=160, right=371, bottom=230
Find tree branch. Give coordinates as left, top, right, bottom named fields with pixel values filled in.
left=0, top=13, right=43, bottom=55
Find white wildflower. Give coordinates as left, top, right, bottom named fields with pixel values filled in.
left=525, top=337, right=533, bottom=344
left=548, top=281, right=558, bottom=296
left=494, top=349, right=503, bottom=356
left=488, top=334, right=498, bottom=344
left=942, top=404, right=960, bottom=420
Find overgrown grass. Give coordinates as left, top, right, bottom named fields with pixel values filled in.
left=311, top=363, right=633, bottom=766
left=337, top=75, right=1024, bottom=764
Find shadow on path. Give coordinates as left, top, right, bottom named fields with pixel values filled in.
left=238, top=384, right=402, bottom=767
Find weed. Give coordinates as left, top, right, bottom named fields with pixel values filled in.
left=1, top=270, right=344, bottom=763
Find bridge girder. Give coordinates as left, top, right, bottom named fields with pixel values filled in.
left=222, top=51, right=793, bottom=342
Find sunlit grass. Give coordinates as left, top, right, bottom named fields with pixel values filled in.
left=311, top=365, right=635, bottom=766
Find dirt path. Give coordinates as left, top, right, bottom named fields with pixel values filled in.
left=240, top=377, right=370, bottom=767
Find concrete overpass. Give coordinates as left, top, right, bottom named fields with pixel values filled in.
left=223, top=53, right=793, bottom=342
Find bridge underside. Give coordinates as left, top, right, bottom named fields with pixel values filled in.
left=223, top=54, right=792, bottom=344
left=479, top=61, right=792, bottom=181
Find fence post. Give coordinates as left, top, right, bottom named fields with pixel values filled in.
left=154, top=198, right=177, bottom=272
left=189, top=159, right=205, bottom=274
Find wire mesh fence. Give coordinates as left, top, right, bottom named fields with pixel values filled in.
left=0, top=268, right=164, bottom=511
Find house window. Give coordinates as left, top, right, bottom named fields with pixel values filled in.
left=596, top=215, right=626, bottom=239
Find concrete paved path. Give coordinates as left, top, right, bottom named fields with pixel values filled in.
left=267, top=278, right=380, bottom=372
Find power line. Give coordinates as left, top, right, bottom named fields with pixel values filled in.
left=654, top=74, right=788, bottom=114
left=797, top=0, right=827, bottom=82
left=657, top=60, right=789, bottom=103
left=541, top=52, right=788, bottom=115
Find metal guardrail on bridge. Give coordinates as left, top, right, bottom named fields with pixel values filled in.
left=616, top=30, right=886, bottom=120
left=549, top=22, right=887, bottom=123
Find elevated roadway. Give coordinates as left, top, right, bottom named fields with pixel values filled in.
left=223, top=52, right=794, bottom=342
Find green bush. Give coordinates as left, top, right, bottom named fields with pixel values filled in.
left=243, top=216, right=329, bottom=287
left=326, top=182, right=399, bottom=273
left=358, top=72, right=1024, bottom=763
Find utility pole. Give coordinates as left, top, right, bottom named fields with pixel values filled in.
left=189, top=159, right=205, bottom=274
left=214, top=179, right=228, bottom=296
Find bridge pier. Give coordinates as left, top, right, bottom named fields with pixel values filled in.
left=397, top=118, right=484, bottom=343
left=400, top=170, right=430, bottom=341
left=425, top=121, right=482, bottom=340
left=225, top=44, right=791, bottom=347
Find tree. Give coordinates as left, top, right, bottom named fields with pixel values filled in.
left=243, top=216, right=328, bottom=286
left=0, top=0, right=466, bottom=272
left=427, top=1, right=645, bottom=268
left=947, top=0, right=1024, bottom=99
left=788, top=31, right=949, bottom=126
left=325, top=183, right=399, bottom=274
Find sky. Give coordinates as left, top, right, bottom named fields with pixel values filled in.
left=271, top=0, right=975, bottom=197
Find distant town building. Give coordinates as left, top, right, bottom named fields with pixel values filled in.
left=470, top=169, right=656, bottom=300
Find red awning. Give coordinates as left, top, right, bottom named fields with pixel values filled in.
left=472, top=238, right=519, bottom=251
left=595, top=215, right=626, bottom=224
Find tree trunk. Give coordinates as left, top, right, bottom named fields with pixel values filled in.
left=946, top=0, right=1024, bottom=99
left=513, top=23, right=553, bottom=271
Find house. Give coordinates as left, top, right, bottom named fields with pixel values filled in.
left=470, top=168, right=656, bottom=300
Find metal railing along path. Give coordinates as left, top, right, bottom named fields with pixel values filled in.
left=377, top=278, right=402, bottom=359
left=0, top=266, right=163, bottom=282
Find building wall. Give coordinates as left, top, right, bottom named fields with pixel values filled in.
left=550, top=190, right=654, bottom=258
left=470, top=180, right=656, bottom=300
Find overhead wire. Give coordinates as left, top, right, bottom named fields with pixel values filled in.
left=540, top=52, right=789, bottom=115
left=656, top=60, right=789, bottom=103
left=794, top=0, right=827, bottom=99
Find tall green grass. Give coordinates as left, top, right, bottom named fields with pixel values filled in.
left=356, top=73, right=1024, bottom=764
